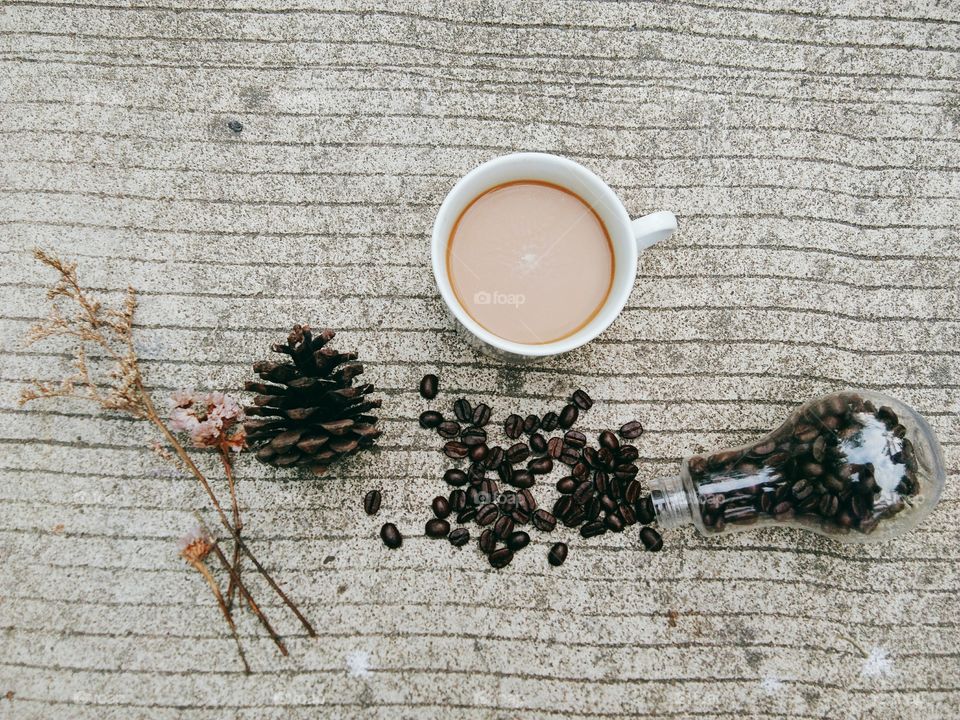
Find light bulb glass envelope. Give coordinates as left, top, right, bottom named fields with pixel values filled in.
left=650, top=391, right=945, bottom=544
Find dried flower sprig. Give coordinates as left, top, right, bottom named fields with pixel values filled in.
left=20, top=249, right=316, bottom=664
left=178, top=526, right=249, bottom=673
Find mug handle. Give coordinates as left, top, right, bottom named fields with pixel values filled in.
left=631, top=210, right=678, bottom=251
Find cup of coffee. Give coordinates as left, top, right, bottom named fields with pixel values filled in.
left=432, top=152, right=677, bottom=360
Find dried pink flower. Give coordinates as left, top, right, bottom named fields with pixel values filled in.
left=169, top=391, right=246, bottom=452
left=178, top=525, right=214, bottom=563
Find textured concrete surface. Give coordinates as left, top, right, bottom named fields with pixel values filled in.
left=1, top=1, right=959, bottom=718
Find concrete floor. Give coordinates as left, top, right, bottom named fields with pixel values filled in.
left=1, top=1, right=958, bottom=718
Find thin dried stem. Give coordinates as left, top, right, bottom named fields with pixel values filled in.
left=220, top=447, right=243, bottom=609
left=188, top=558, right=251, bottom=674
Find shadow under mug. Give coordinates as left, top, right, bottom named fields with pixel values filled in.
left=431, top=152, right=677, bottom=361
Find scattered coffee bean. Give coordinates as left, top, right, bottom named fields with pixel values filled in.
left=425, top=518, right=450, bottom=538
left=599, top=430, right=619, bottom=450
left=453, top=398, right=473, bottom=422
left=471, top=403, right=491, bottom=426
left=461, top=427, right=487, bottom=446
left=635, top=495, right=656, bottom=524
left=469, top=444, right=489, bottom=462
left=547, top=436, right=564, bottom=458
left=529, top=433, right=548, bottom=455
left=604, top=512, right=625, bottom=532
left=523, top=414, right=540, bottom=434
left=444, top=468, right=468, bottom=487
left=484, top=445, right=505, bottom=470
left=380, top=523, right=402, bottom=549
left=476, top=503, right=498, bottom=526
left=533, top=509, right=557, bottom=532
left=518, top=489, right=537, bottom=513
left=479, top=528, right=497, bottom=554
left=506, top=531, right=530, bottom=550
left=547, top=542, right=568, bottom=566
left=507, top=442, right=530, bottom=464
left=437, top=420, right=461, bottom=438
left=639, top=526, right=663, bottom=551
left=497, top=462, right=514, bottom=484
left=572, top=388, right=593, bottom=410
left=619, top=420, right=644, bottom=439
left=580, top=520, right=606, bottom=538
left=510, top=469, right=535, bottom=488
left=443, top=441, right=469, bottom=459
left=556, top=476, right=577, bottom=494
left=559, top=403, right=579, bottom=428
left=363, top=489, right=382, bottom=515
left=449, top=528, right=470, bottom=547
left=489, top=547, right=514, bottom=568
left=504, top=414, right=523, bottom=439
left=457, top=506, right=478, bottom=524
left=449, top=489, right=467, bottom=512
left=432, top=496, right=451, bottom=519
left=419, top=374, right=439, bottom=399
left=564, top=430, right=587, bottom=448
left=419, top=410, right=443, bottom=429
left=528, top=457, right=553, bottom=474
left=540, top=411, right=559, bottom=431
left=494, top=515, right=515, bottom=540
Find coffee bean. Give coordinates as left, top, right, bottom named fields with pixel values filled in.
left=599, top=494, right=617, bottom=514
left=523, top=414, right=540, bottom=434
left=573, top=480, right=594, bottom=505
left=564, top=505, right=586, bottom=527
left=619, top=420, right=644, bottom=439
left=556, top=476, right=577, bottom=494
left=614, top=464, right=639, bottom=480
left=635, top=495, right=655, bottom=524
left=494, top=515, right=515, bottom=540
left=582, top=447, right=599, bottom=468
left=553, top=496, right=573, bottom=520
left=484, top=446, right=505, bottom=470
left=802, top=462, right=823, bottom=478
left=506, top=531, right=530, bottom=551
left=564, top=430, right=587, bottom=448
left=425, top=518, right=450, bottom=538
left=639, top=526, right=663, bottom=551
left=619, top=502, right=637, bottom=525
left=469, top=444, right=489, bottom=463
left=453, top=398, right=473, bottom=423
left=792, top=479, right=813, bottom=500
left=585, top=496, right=601, bottom=522
left=594, top=470, right=609, bottom=495
left=468, top=463, right=487, bottom=482
left=363, top=489, right=382, bottom=515
left=533, top=509, right=557, bottom=532
left=419, top=374, right=439, bottom=399
left=547, top=542, right=568, bottom=566
left=457, top=507, right=478, bottom=524
left=558, top=447, right=580, bottom=466
left=449, top=489, right=467, bottom=512
left=432, top=496, right=451, bottom=519
left=624, top=479, right=642, bottom=505
left=449, top=528, right=470, bottom=547
left=529, top=433, right=548, bottom=455
left=510, top=470, right=535, bottom=489
left=547, top=436, right=564, bottom=458
left=559, top=403, right=579, bottom=428
left=461, top=427, right=487, bottom=447
left=489, top=547, right=514, bottom=568
left=497, top=462, right=514, bottom=484
left=476, top=503, right=498, bottom=526
left=572, top=388, right=594, bottom=411
left=818, top=493, right=839, bottom=516
left=605, top=513, right=625, bottom=532
left=504, top=414, right=524, bottom=439
left=471, top=403, right=491, bottom=427
left=380, top=523, right=402, bottom=548
left=599, top=430, right=619, bottom=450
left=479, top=528, right=497, bottom=554
left=580, top=520, right=606, bottom=538
left=419, top=410, right=443, bottom=429
left=540, top=411, right=559, bottom=432
left=615, top=445, right=639, bottom=464
left=528, top=457, right=553, bottom=474
left=444, top=468, right=468, bottom=487
left=507, top=442, right=530, bottom=464
left=518, top=489, right=537, bottom=513
left=437, top=420, right=461, bottom=438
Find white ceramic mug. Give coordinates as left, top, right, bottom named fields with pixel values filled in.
left=431, top=152, right=677, bottom=360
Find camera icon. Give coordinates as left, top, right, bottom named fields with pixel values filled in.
left=473, top=290, right=492, bottom=305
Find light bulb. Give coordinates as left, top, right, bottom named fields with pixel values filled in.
left=648, top=391, right=945, bottom=543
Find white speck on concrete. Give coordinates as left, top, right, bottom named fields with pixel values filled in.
left=346, top=650, right=372, bottom=678
left=760, top=675, right=784, bottom=694
left=861, top=647, right=893, bottom=678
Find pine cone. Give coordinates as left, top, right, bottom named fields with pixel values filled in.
left=243, top=325, right=381, bottom=475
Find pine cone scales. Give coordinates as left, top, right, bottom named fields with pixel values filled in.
left=243, top=325, right=381, bottom=474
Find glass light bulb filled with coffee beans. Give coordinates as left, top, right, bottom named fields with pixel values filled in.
left=649, top=391, right=945, bottom=543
